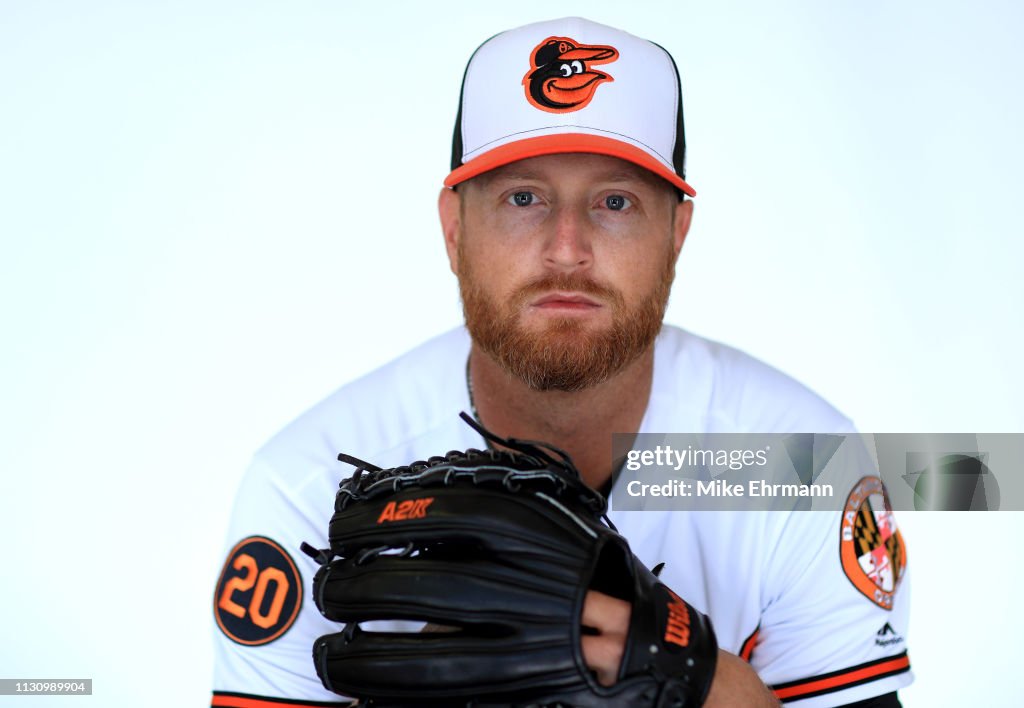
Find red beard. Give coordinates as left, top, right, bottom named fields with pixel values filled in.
left=458, top=242, right=676, bottom=392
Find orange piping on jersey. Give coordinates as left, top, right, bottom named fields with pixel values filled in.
left=771, top=652, right=911, bottom=701
left=739, top=625, right=760, bottom=663
left=211, top=691, right=349, bottom=707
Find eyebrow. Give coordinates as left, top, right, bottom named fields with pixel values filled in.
left=601, top=170, right=654, bottom=183
left=488, top=168, right=653, bottom=184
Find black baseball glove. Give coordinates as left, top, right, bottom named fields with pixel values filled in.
left=301, top=414, right=717, bottom=707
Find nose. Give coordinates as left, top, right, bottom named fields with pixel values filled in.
left=543, top=203, right=594, bottom=272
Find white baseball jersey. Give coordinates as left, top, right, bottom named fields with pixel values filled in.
left=212, top=326, right=912, bottom=708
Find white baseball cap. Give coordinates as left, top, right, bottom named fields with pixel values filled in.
left=445, top=17, right=695, bottom=197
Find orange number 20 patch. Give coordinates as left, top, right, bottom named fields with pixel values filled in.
left=214, top=536, right=302, bottom=645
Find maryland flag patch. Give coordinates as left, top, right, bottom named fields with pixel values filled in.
left=840, top=476, right=907, bottom=609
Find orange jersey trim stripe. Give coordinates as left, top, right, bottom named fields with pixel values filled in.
left=771, top=651, right=911, bottom=702
left=739, top=625, right=760, bottom=663
left=211, top=691, right=351, bottom=708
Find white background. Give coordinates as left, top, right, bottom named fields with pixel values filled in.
left=1, top=1, right=1021, bottom=706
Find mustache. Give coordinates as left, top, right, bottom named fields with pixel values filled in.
left=512, top=272, right=623, bottom=305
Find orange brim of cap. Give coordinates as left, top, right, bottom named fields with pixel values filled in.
left=444, top=134, right=696, bottom=197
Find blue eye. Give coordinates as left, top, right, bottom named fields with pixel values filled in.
left=510, top=191, right=535, bottom=206
left=605, top=195, right=631, bottom=211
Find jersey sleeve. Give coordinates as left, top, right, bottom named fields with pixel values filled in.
left=211, top=455, right=351, bottom=708
left=749, top=483, right=913, bottom=707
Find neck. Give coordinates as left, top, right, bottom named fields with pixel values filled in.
left=468, top=343, right=654, bottom=490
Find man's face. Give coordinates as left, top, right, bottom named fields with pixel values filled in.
left=441, top=153, right=692, bottom=392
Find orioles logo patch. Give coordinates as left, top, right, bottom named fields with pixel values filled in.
left=840, top=477, right=907, bottom=610
left=523, top=36, right=618, bottom=113
left=214, top=536, right=302, bottom=645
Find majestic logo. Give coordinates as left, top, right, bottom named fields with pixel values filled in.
left=214, top=536, right=303, bottom=646
left=523, top=36, right=618, bottom=113
left=840, top=477, right=907, bottom=610
left=875, top=622, right=905, bottom=648
left=377, top=497, right=434, bottom=524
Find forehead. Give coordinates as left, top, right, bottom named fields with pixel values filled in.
left=467, top=153, right=672, bottom=193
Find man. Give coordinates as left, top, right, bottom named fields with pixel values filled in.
left=212, top=17, right=911, bottom=707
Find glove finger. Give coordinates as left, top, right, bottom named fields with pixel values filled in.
left=314, top=625, right=582, bottom=702
left=316, top=554, right=576, bottom=627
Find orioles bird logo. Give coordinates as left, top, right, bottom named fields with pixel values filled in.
left=523, top=36, right=619, bottom=113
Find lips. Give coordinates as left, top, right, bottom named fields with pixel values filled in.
left=531, top=292, right=602, bottom=309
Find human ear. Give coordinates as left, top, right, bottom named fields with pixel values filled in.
left=672, top=198, right=694, bottom=258
left=438, top=187, right=462, bottom=275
